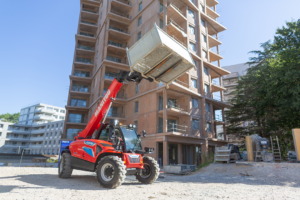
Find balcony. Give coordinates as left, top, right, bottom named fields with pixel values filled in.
left=7, top=130, right=31, bottom=134
left=81, top=0, right=101, bottom=6
left=109, top=1, right=132, bottom=24
left=106, top=112, right=126, bottom=120
left=211, top=83, right=225, bottom=93
left=159, top=102, right=189, bottom=116
left=223, top=72, right=239, bottom=80
left=166, top=19, right=187, bottom=47
left=112, top=0, right=132, bottom=11
left=35, top=108, right=56, bottom=114
left=29, top=136, right=44, bottom=142
left=32, top=122, right=48, bottom=127
left=80, top=20, right=98, bottom=34
left=108, top=26, right=130, bottom=41
left=5, top=137, right=30, bottom=142
left=223, top=80, right=238, bottom=87
left=206, top=6, right=219, bottom=20
left=208, top=35, right=221, bottom=48
left=81, top=5, right=99, bottom=21
left=107, top=41, right=127, bottom=56
left=209, top=49, right=223, bottom=62
left=180, top=0, right=198, bottom=10
left=104, top=56, right=129, bottom=70
left=157, top=123, right=189, bottom=134
left=76, top=32, right=96, bottom=43
left=68, top=117, right=87, bottom=124
left=203, top=60, right=230, bottom=76
left=201, top=12, right=226, bottom=34
left=206, top=0, right=219, bottom=7
left=70, top=75, right=92, bottom=84
left=160, top=3, right=187, bottom=26
left=214, top=114, right=224, bottom=125
left=28, top=145, right=42, bottom=149
left=31, top=129, right=45, bottom=134
left=33, top=115, right=55, bottom=121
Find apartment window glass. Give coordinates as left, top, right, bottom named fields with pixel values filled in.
left=72, top=84, right=88, bottom=92
left=0, top=132, right=2, bottom=136
left=68, top=113, right=85, bottom=123
left=134, top=101, right=139, bottom=113
left=66, top=129, right=83, bottom=139
left=188, top=10, right=194, bottom=18
left=189, top=26, right=195, bottom=34
left=158, top=96, right=163, bottom=110
left=189, top=42, right=196, bottom=51
left=201, top=19, right=205, bottom=27
left=71, top=99, right=87, bottom=107
left=60, top=110, right=65, bottom=114
left=45, top=141, right=47, bottom=145
left=191, top=79, right=197, bottom=88
left=201, top=4, right=205, bottom=12
left=192, top=98, right=198, bottom=108
left=204, top=84, right=209, bottom=93
left=192, top=119, right=199, bottom=130
left=160, top=3, right=163, bottom=12
left=59, top=116, right=65, bottom=120
left=13, top=142, right=17, bottom=145
left=138, top=17, right=142, bottom=26
left=205, top=102, right=210, bottom=112
left=23, top=135, right=28, bottom=138
left=52, top=124, right=54, bottom=128
left=138, top=32, right=142, bottom=40
left=202, top=34, right=207, bottom=43
left=74, top=70, right=90, bottom=77
left=202, top=50, right=207, bottom=58
left=160, top=19, right=163, bottom=29
left=49, top=141, right=51, bottom=145
left=0, top=124, right=3, bottom=128
left=207, top=122, right=212, bottom=132
left=136, top=83, right=139, bottom=93
left=204, top=67, right=208, bottom=75
left=139, top=2, right=142, bottom=11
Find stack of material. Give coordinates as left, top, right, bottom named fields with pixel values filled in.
left=214, top=145, right=232, bottom=163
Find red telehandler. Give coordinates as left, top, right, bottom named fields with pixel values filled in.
left=58, top=24, right=195, bottom=188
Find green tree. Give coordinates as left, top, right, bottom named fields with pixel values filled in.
left=0, top=113, right=20, bottom=123
left=225, top=19, right=300, bottom=155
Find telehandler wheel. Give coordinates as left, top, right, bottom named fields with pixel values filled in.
left=135, top=156, right=160, bottom=184
left=96, top=156, right=126, bottom=189
left=58, top=153, right=73, bottom=178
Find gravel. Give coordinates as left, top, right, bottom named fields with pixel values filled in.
left=0, top=163, right=299, bottom=200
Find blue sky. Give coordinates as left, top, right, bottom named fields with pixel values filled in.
left=0, top=0, right=300, bottom=114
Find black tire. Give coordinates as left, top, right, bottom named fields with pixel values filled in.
left=96, top=156, right=126, bottom=189
left=58, top=153, right=73, bottom=178
left=135, top=156, right=159, bottom=184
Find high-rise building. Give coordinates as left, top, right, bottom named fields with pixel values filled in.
left=0, top=103, right=66, bottom=154
left=64, top=0, right=230, bottom=166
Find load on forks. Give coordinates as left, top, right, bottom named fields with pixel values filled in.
left=58, top=24, right=195, bottom=188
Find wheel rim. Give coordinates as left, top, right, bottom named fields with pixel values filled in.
left=101, top=163, right=115, bottom=182
left=141, top=163, right=151, bottom=178
left=59, top=157, right=64, bottom=173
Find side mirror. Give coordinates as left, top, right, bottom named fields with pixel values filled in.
left=142, top=130, right=146, bottom=137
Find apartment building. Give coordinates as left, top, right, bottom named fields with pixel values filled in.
left=0, top=103, right=65, bottom=154
left=64, top=0, right=230, bottom=166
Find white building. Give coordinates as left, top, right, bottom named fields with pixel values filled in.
left=0, top=103, right=66, bottom=155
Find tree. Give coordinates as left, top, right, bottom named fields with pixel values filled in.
left=0, top=113, right=20, bottom=123
left=225, top=19, right=300, bottom=154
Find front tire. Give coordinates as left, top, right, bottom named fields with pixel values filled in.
left=96, top=156, right=126, bottom=189
left=58, top=153, right=73, bottom=178
left=135, top=156, right=159, bottom=184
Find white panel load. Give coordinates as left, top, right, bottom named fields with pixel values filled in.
left=126, top=23, right=196, bottom=85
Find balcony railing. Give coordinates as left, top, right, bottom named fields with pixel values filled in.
left=79, top=32, right=95, bottom=37
left=168, top=19, right=184, bottom=31
left=214, top=114, right=223, bottom=122
left=110, top=9, right=132, bottom=19
left=169, top=3, right=183, bottom=15
left=107, top=112, right=125, bottom=118
left=68, top=117, right=86, bottom=123
left=109, top=26, right=130, bottom=34
left=223, top=72, right=239, bottom=79
left=76, top=57, right=92, bottom=64
left=106, top=56, right=123, bottom=63
left=116, top=0, right=131, bottom=5
left=157, top=124, right=188, bottom=133
left=108, top=40, right=124, bottom=48
left=173, top=79, right=190, bottom=88
left=82, top=8, right=98, bottom=14
left=81, top=20, right=96, bottom=25
left=171, top=35, right=187, bottom=47
left=167, top=103, right=187, bottom=112
left=78, top=44, right=94, bottom=51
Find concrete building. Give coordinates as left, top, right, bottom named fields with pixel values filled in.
left=64, top=0, right=230, bottom=166
left=0, top=103, right=66, bottom=154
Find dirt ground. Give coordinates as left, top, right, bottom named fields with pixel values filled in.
left=0, top=163, right=299, bottom=200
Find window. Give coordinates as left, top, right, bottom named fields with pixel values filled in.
left=188, top=10, right=194, bottom=18
left=51, top=124, right=54, bottom=128
left=136, top=83, right=139, bottom=93
left=44, top=141, right=47, bottom=145
left=59, top=116, right=65, bottom=120
left=12, top=142, right=17, bottom=145
left=189, top=42, right=196, bottom=51
left=139, top=2, right=142, bottom=11
left=202, top=34, right=207, bottom=43
left=134, top=101, right=139, bottom=113
left=138, top=32, right=142, bottom=40
left=14, top=134, right=18, bottom=138
left=160, top=19, right=163, bottom=29
left=0, top=124, right=3, bottom=128
left=66, top=128, right=83, bottom=139
left=201, top=19, right=206, bottom=27
left=138, top=17, right=142, bottom=26
left=54, top=108, right=59, bottom=112
left=189, top=26, right=195, bottom=34
left=23, top=135, right=28, bottom=138
left=74, top=70, right=90, bottom=77
left=47, top=125, right=50, bottom=128
left=202, top=50, right=207, bottom=58
left=192, top=98, right=198, bottom=108
left=60, top=110, right=65, bottom=114
left=54, top=140, right=56, bottom=145
left=191, top=79, right=197, bottom=88
left=204, top=84, right=209, bottom=93
left=160, top=3, right=163, bottom=12
left=72, top=84, right=88, bottom=92
left=205, top=102, right=210, bottom=112
left=50, top=132, right=53, bottom=136
left=134, top=121, right=138, bottom=132
left=68, top=113, right=85, bottom=123
left=201, top=4, right=204, bottom=12
left=0, top=132, right=1, bottom=136
left=192, top=119, right=199, bottom=130
left=204, top=67, right=208, bottom=75
left=53, top=115, right=58, bottom=119
left=25, top=128, right=29, bottom=131
left=159, top=82, right=163, bottom=87
left=46, top=133, right=48, bottom=137
left=22, top=142, right=26, bottom=146
left=207, top=122, right=212, bottom=132
left=71, top=99, right=87, bottom=107
left=12, top=149, right=17, bottom=154
left=49, top=141, right=51, bottom=145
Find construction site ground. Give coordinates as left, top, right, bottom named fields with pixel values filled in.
left=0, top=163, right=299, bottom=200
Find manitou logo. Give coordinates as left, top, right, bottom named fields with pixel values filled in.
left=95, top=89, right=111, bottom=117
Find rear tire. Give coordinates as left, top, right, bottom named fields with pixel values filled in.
left=96, top=156, right=126, bottom=189
left=135, top=156, right=159, bottom=184
left=58, top=153, right=73, bottom=178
